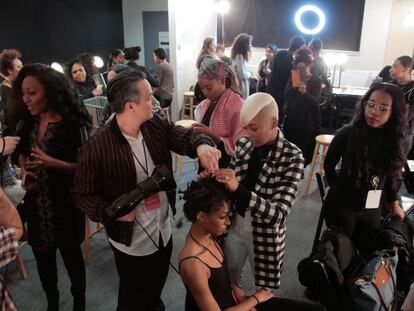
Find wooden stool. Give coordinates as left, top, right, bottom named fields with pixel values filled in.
left=180, top=91, right=195, bottom=120
left=162, top=107, right=170, bottom=122
left=83, top=216, right=105, bottom=264
left=174, top=119, right=198, bottom=178
left=15, top=242, right=27, bottom=280
left=303, top=134, right=334, bottom=196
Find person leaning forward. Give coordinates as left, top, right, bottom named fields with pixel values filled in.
left=72, top=69, right=220, bottom=311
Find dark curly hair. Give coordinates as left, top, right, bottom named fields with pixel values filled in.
left=231, top=33, right=252, bottom=62
left=182, top=177, right=232, bottom=222
left=293, top=46, right=313, bottom=67
left=343, top=82, right=406, bottom=185
left=10, top=63, right=92, bottom=128
left=0, top=49, right=22, bottom=77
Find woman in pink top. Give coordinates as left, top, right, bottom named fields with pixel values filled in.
left=193, top=59, right=244, bottom=168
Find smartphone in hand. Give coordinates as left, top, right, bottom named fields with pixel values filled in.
left=291, top=68, right=307, bottom=87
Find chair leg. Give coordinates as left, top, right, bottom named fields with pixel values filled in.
left=15, top=250, right=27, bottom=280
left=189, top=97, right=194, bottom=120
left=304, top=142, right=320, bottom=196
left=177, top=155, right=183, bottom=179
left=320, top=145, right=328, bottom=172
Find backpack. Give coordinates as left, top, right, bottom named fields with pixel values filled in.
left=348, top=249, right=398, bottom=311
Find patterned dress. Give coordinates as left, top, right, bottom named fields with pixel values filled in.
left=19, top=119, right=84, bottom=247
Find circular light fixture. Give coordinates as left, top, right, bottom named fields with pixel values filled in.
left=295, top=5, right=326, bottom=35
left=51, top=62, right=64, bottom=73
left=93, top=56, right=104, bottom=69
left=217, top=0, right=230, bottom=15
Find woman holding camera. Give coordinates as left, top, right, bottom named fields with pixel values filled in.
left=11, top=63, right=91, bottom=311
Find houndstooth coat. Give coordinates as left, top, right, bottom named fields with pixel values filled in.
left=229, top=131, right=304, bottom=288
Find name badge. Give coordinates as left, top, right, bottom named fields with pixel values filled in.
left=365, top=190, right=382, bottom=209
left=144, top=193, right=161, bottom=211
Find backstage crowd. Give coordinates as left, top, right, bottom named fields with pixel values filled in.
left=0, top=31, right=414, bottom=311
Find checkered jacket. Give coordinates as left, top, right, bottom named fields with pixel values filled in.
left=229, top=131, right=304, bottom=288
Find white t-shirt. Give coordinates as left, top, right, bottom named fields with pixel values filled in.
left=109, top=131, right=171, bottom=256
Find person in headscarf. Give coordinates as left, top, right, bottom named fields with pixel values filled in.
left=193, top=59, right=244, bottom=168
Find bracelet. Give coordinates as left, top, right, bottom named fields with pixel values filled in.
left=251, top=294, right=260, bottom=305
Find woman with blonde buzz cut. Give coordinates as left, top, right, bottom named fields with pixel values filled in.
left=213, top=92, right=304, bottom=292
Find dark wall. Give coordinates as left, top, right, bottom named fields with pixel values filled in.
left=0, top=0, right=124, bottom=66
left=218, top=0, right=365, bottom=51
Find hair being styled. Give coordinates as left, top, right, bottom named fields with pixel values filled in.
left=196, top=37, right=216, bottom=69
left=10, top=63, right=92, bottom=127
left=396, top=55, right=413, bottom=71
left=309, top=38, right=323, bottom=52
left=293, top=47, right=314, bottom=67
left=0, top=49, right=22, bottom=77
left=344, top=82, right=406, bottom=185
left=153, top=48, right=167, bottom=60
left=183, top=177, right=231, bottom=222
left=107, top=49, right=124, bottom=70
left=230, top=33, right=252, bottom=62
left=288, top=35, right=306, bottom=53
left=107, top=69, right=146, bottom=113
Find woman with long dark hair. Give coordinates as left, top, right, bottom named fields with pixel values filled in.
left=11, top=63, right=91, bottom=311
left=324, top=82, right=406, bottom=256
left=230, top=33, right=252, bottom=99
left=257, top=44, right=277, bottom=92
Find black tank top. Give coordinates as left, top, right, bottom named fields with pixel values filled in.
left=179, top=252, right=235, bottom=310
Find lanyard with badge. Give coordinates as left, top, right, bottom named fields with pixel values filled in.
left=365, top=175, right=382, bottom=209
left=131, top=140, right=161, bottom=211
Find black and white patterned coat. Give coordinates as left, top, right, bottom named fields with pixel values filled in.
left=229, top=131, right=304, bottom=288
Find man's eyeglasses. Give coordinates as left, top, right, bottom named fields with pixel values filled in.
left=364, top=101, right=391, bottom=114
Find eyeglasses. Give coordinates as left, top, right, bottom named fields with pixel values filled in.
left=364, top=101, right=391, bottom=114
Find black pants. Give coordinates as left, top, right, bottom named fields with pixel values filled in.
left=112, top=237, right=173, bottom=311
left=32, top=245, right=86, bottom=311
left=325, top=207, right=381, bottom=257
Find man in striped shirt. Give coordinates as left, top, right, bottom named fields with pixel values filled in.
left=73, top=69, right=220, bottom=311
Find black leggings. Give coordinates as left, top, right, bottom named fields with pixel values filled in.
left=32, top=245, right=86, bottom=311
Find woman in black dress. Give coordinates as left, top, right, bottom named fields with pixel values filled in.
left=11, top=63, right=91, bottom=311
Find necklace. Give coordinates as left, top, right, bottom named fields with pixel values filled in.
left=189, top=231, right=223, bottom=265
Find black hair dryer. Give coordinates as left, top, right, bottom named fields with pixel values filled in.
left=105, top=164, right=176, bottom=219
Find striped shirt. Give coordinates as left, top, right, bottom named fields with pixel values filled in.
left=72, top=114, right=213, bottom=246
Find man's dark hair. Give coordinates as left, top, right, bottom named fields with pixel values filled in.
left=107, top=69, right=146, bottom=113
left=153, top=48, right=167, bottom=60
left=288, top=35, right=306, bottom=53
